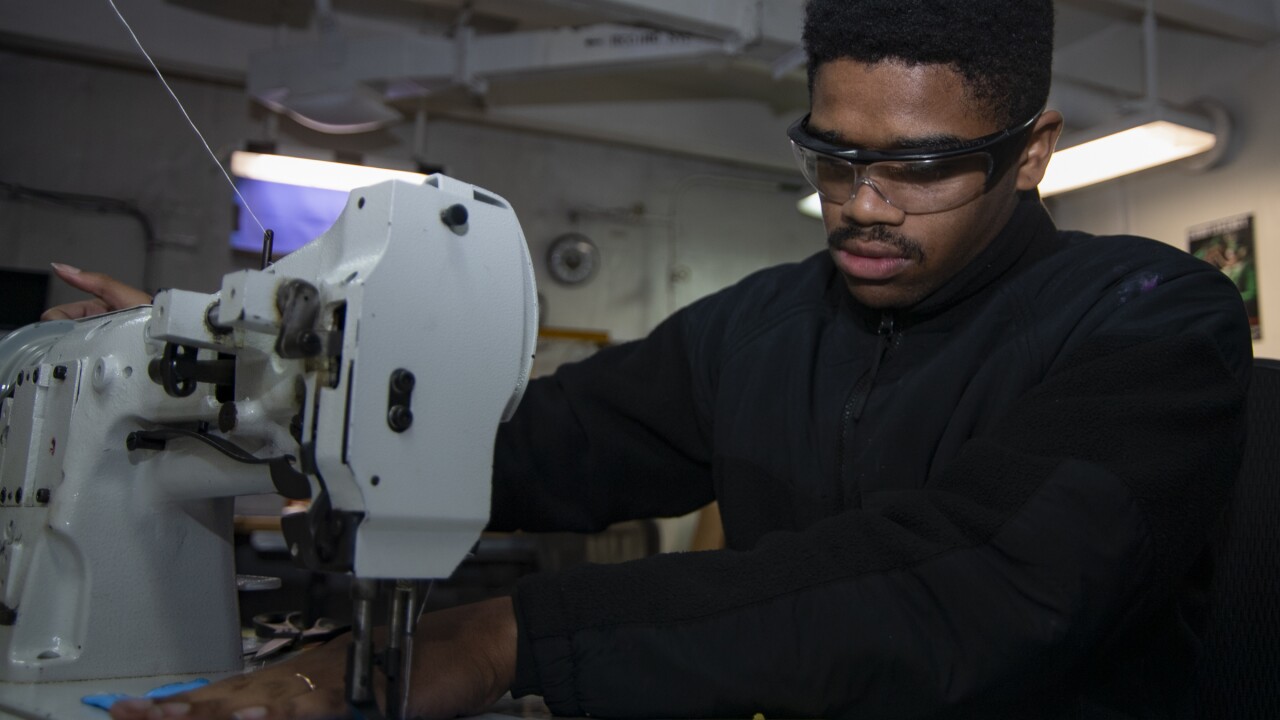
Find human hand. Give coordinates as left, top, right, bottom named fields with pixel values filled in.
left=407, top=595, right=519, bottom=718
left=107, top=596, right=519, bottom=719
left=40, top=263, right=152, bottom=321
left=108, top=638, right=347, bottom=720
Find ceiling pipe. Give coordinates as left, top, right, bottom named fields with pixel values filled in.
left=1141, top=0, right=1159, bottom=110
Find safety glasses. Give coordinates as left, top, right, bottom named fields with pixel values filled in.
left=788, top=110, right=1041, bottom=214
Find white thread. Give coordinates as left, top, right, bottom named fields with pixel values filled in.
left=105, top=0, right=267, bottom=236
left=416, top=581, right=434, bottom=623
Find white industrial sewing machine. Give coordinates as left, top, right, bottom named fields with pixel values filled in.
left=0, top=176, right=538, bottom=719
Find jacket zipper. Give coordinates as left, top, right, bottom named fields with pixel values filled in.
left=836, top=312, right=897, bottom=494
left=850, top=313, right=896, bottom=422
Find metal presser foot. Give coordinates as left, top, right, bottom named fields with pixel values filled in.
left=347, top=579, right=424, bottom=720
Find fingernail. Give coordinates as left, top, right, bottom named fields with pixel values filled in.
left=233, top=707, right=269, bottom=720
left=116, top=698, right=154, bottom=711
left=51, top=262, right=81, bottom=274
left=160, top=703, right=191, bottom=717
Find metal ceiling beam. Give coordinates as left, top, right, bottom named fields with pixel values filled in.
left=248, top=24, right=731, bottom=94
left=0, top=0, right=267, bottom=81
left=521, top=0, right=805, bottom=52
left=246, top=23, right=738, bottom=131
left=1053, top=0, right=1273, bottom=111
left=1059, top=0, right=1279, bottom=43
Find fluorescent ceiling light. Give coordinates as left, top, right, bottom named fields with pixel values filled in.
left=1039, top=108, right=1218, bottom=197
left=797, top=192, right=823, bottom=219
left=229, top=151, right=428, bottom=192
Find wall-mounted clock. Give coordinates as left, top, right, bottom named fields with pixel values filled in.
left=546, top=233, right=600, bottom=286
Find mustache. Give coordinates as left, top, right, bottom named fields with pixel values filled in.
left=827, top=225, right=925, bottom=262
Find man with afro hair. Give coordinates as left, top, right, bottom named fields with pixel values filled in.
left=104, top=1, right=1250, bottom=719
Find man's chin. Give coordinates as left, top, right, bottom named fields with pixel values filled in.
left=842, top=276, right=921, bottom=310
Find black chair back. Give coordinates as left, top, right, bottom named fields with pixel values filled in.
left=1191, top=358, right=1280, bottom=718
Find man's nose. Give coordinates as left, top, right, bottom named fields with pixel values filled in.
left=841, top=179, right=907, bottom=227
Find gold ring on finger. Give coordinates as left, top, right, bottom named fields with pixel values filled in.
left=295, top=672, right=316, bottom=693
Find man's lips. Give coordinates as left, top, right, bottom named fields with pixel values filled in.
left=832, top=244, right=912, bottom=281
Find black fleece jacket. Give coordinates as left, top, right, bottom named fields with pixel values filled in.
left=490, top=193, right=1253, bottom=719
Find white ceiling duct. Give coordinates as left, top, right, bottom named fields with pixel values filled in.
left=247, top=23, right=735, bottom=133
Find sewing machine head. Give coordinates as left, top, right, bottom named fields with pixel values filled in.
left=0, top=176, right=538, bottom=684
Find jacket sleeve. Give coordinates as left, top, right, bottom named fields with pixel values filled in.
left=507, top=269, right=1251, bottom=718
left=488, top=300, right=719, bottom=533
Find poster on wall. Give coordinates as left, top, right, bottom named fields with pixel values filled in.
left=1189, top=213, right=1260, bottom=340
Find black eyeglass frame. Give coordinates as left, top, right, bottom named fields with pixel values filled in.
left=787, top=109, right=1043, bottom=193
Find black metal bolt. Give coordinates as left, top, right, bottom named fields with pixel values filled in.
left=391, top=369, right=416, bottom=395
left=35, top=489, right=50, bottom=504
left=13, top=488, right=22, bottom=504
left=219, top=402, right=238, bottom=433
left=299, top=332, right=322, bottom=356
left=289, top=412, right=304, bottom=443
left=126, top=432, right=167, bottom=452
left=205, top=302, right=233, bottom=335
left=53, top=366, right=68, bottom=381
left=387, top=405, right=414, bottom=433
left=440, top=203, right=469, bottom=230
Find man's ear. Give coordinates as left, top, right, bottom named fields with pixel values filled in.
left=1016, top=110, right=1064, bottom=191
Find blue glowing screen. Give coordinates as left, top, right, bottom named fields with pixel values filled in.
left=230, top=178, right=349, bottom=257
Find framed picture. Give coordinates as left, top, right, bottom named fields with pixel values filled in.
left=1189, top=214, right=1259, bottom=340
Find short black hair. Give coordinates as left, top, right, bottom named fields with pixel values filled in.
left=802, top=0, right=1054, bottom=127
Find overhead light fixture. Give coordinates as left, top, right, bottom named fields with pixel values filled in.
left=797, top=192, right=823, bottom=219
left=254, top=86, right=403, bottom=135
left=229, top=151, right=428, bottom=191
left=1039, top=105, right=1221, bottom=197
left=1041, top=0, right=1227, bottom=197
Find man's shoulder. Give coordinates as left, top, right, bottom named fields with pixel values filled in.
left=665, top=251, right=840, bottom=367
left=1055, top=230, right=1209, bottom=273
left=683, top=251, right=837, bottom=331
left=1019, top=229, right=1227, bottom=304
left=1022, top=228, right=1250, bottom=380
left=727, top=250, right=835, bottom=295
